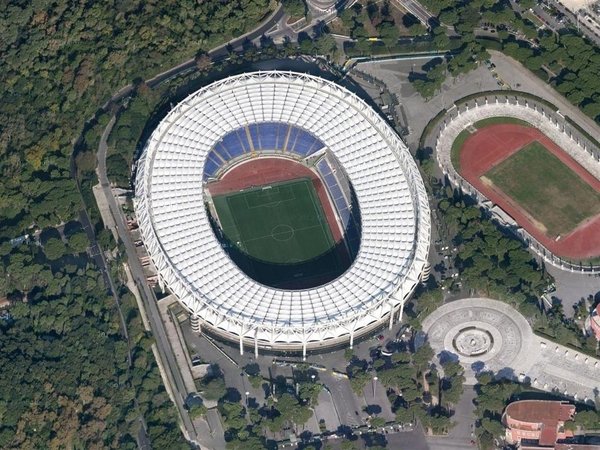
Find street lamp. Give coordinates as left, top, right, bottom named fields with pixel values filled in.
left=245, top=391, right=250, bottom=407
left=372, top=376, right=378, bottom=397
left=311, top=374, right=316, bottom=382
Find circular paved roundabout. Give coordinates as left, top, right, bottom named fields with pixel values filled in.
left=421, top=298, right=537, bottom=383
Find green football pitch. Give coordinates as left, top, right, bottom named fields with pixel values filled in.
left=485, top=141, right=600, bottom=237
left=212, top=178, right=338, bottom=267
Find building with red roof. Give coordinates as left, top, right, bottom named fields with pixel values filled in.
left=503, top=400, right=575, bottom=447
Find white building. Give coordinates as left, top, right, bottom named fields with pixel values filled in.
left=134, top=71, right=430, bottom=357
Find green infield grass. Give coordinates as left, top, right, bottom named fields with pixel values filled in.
left=485, top=141, right=600, bottom=237
left=473, top=116, right=532, bottom=129
left=212, top=178, right=343, bottom=287
left=451, top=129, right=471, bottom=172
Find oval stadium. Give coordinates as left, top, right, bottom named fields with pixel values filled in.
left=134, top=71, right=430, bottom=356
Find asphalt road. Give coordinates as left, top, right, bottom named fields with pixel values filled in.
left=384, top=424, right=430, bottom=450
left=548, top=0, right=600, bottom=46
left=319, top=372, right=366, bottom=428
left=96, top=117, right=198, bottom=443
left=392, top=0, right=436, bottom=27
left=426, top=386, right=476, bottom=450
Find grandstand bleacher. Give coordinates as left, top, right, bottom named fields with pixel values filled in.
left=203, top=122, right=360, bottom=255
left=316, top=159, right=361, bottom=254
left=203, top=122, right=325, bottom=180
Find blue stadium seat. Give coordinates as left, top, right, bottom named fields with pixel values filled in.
left=307, top=138, right=323, bottom=155
left=346, top=225, right=359, bottom=243
left=203, top=156, right=220, bottom=179
left=248, top=124, right=261, bottom=150
left=292, top=130, right=316, bottom=156
left=317, top=160, right=331, bottom=176
left=335, top=201, right=350, bottom=224
left=258, top=123, right=278, bottom=150
left=275, top=124, right=289, bottom=150
left=207, top=149, right=225, bottom=163
left=212, top=143, right=230, bottom=161
left=285, top=127, right=300, bottom=152
left=329, top=184, right=344, bottom=204
left=324, top=173, right=338, bottom=189
left=221, top=132, right=245, bottom=158
left=315, top=157, right=361, bottom=249
left=236, top=130, right=251, bottom=153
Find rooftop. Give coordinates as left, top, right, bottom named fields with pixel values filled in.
left=505, top=400, right=575, bottom=424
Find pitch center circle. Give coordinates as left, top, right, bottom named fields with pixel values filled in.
left=453, top=326, right=494, bottom=357
left=271, top=224, right=294, bottom=242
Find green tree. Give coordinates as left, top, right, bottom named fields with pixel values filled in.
left=281, top=0, right=306, bottom=18
left=370, top=416, right=386, bottom=428
left=44, top=237, right=67, bottom=260
left=68, top=232, right=89, bottom=253
left=200, top=376, right=227, bottom=401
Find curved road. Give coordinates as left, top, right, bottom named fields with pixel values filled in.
left=102, top=4, right=285, bottom=109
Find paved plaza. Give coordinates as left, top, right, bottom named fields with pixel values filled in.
left=422, top=298, right=600, bottom=405
left=354, top=57, right=500, bottom=149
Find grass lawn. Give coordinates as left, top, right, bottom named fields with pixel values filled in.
left=473, top=116, right=532, bottom=129
left=485, top=141, right=600, bottom=237
left=212, top=178, right=344, bottom=287
left=214, top=178, right=334, bottom=264
left=451, top=130, right=471, bottom=172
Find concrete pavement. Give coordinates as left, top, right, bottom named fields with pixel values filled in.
left=546, top=264, right=600, bottom=318
left=426, top=386, right=476, bottom=450
left=319, top=371, right=367, bottom=428
left=354, top=57, right=500, bottom=149
left=314, top=388, right=341, bottom=431
left=423, top=297, right=600, bottom=403
left=362, top=379, right=396, bottom=423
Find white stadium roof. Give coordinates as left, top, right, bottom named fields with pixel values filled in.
left=134, top=71, right=430, bottom=354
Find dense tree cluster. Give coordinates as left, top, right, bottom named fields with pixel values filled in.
left=1, top=1, right=277, bottom=446
left=281, top=0, right=307, bottom=19
left=0, top=240, right=185, bottom=448
left=473, top=373, right=522, bottom=449
left=340, top=1, right=426, bottom=55
left=107, top=85, right=163, bottom=186
left=437, top=189, right=547, bottom=310
left=346, top=339, right=457, bottom=435
left=0, top=0, right=273, bottom=238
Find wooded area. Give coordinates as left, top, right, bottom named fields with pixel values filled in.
left=0, top=0, right=273, bottom=447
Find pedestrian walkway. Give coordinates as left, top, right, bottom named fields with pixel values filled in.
left=422, top=298, right=600, bottom=405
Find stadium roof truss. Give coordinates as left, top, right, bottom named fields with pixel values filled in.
left=134, top=71, right=431, bottom=352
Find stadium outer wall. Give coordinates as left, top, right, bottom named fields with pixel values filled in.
left=434, top=93, right=600, bottom=274
left=134, top=71, right=431, bottom=357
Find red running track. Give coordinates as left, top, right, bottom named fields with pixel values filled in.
left=207, top=156, right=344, bottom=243
left=459, top=123, right=600, bottom=260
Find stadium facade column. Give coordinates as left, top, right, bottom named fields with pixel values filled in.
left=190, top=314, right=201, bottom=334
left=388, top=302, right=395, bottom=330
left=239, top=324, right=244, bottom=356
left=254, top=331, right=259, bottom=358
left=158, top=273, right=165, bottom=293
left=399, top=300, right=405, bottom=324
left=302, top=341, right=307, bottom=361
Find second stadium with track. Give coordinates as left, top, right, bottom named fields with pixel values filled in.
left=134, top=71, right=430, bottom=356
